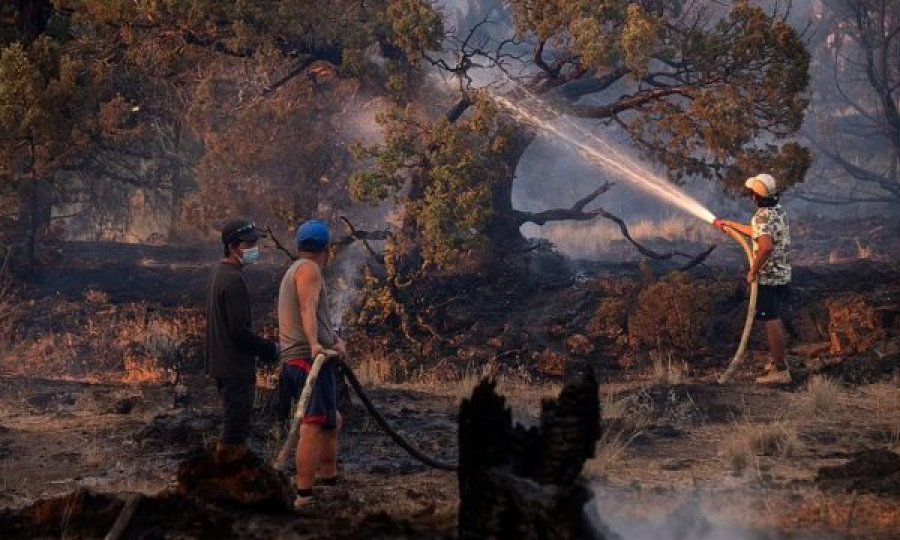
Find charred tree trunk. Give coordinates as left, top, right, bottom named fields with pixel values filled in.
left=457, top=364, right=615, bottom=539
left=23, top=178, right=52, bottom=266
left=14, top=0, right=52, bottom=43
left=484, top=126, right=536, bottom=253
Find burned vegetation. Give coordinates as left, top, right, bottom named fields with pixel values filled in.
left=1, top=1, right=900, bottom=539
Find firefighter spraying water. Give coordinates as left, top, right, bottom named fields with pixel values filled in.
left=488, top=90, right=770, bottom=385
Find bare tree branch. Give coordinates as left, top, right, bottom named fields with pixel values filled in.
left=514, top=183, right=614, bottom=225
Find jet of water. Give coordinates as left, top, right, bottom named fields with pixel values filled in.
left=490, top=91, right=717, bottom=224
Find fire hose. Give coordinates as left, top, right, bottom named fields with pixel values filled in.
left=717, top=226, right=758, bottom=384
left=270, top=225, right=755, bottom=470
left=273, top=351, right=457, bottom=472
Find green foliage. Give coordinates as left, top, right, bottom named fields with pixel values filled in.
left=621, top=4, right=659, bottom=76
left=628, top=3, right=810, bottom=189
left=352, top=94, right=510, bottom=269
left=0, top=38, right=92, bottom=188
left=383, top=0, right=444, bottom=61
left=1, top=0, right=446, bottom=242
left=506, top=0, right=811, bottom=191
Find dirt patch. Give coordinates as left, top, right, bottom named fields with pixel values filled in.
left=177, top=449, right=293, bottom=511
left=133, top=410, right=220, bottom=451
left=816, top=448, right=900, bottom=497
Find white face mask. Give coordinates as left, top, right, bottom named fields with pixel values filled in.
left=239, top=245, right=260, bottom=265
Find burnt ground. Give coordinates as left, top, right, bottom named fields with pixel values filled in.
left=0, top=221, right=899, bottom=539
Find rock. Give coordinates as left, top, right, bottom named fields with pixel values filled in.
left=176, top=448, right=293, bottom=512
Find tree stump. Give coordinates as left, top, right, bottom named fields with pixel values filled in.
left=457, top=365, right=615, bottom=539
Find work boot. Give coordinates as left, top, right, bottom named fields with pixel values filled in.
left=755, top=369, right=791, bottom=385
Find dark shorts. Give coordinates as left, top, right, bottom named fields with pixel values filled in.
left=279, top=359, right=338, bottom=429
left=216, top=377, right=255, bottom=445
left=756, top=284, right=790, bottom=321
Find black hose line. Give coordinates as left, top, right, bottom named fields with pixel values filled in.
left=338, top=358, right=458, bottom=472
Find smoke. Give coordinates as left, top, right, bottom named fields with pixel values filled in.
left=325, top=242, right=372, bottom=330
left=585, top=485, right=828, bottom=540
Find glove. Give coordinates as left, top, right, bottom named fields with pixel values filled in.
left=713, top=218, right=727, bottom=231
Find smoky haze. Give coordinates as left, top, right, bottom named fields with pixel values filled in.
left=438, top=0, right=900, bottom=260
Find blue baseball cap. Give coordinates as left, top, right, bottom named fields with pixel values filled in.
left=296, top=220, right=331, bottom=252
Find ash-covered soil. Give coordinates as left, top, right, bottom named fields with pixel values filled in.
left=0, top=228, right=898, bottom=538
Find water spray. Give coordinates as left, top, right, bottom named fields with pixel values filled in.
left=489, top=89, right=756, bottom=383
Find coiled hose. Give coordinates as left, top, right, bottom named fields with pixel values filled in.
left=717, top=226, right=758, bottom=384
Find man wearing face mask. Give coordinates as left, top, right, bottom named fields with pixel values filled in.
left=205, top=219, right=279, bottom=459
left=714, top=173, right=792, bottom=385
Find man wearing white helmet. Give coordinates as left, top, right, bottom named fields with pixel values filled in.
left=714, top=173, right=792, bottom=384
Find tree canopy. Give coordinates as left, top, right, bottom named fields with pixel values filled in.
left=352, top=0, right=812, bottom=271
left=0, top=0, right=442, bottom=254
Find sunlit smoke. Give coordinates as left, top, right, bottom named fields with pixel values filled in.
left=490, top=92, right=717, bottom=224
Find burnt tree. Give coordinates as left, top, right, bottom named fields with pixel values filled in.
left=457, top=365, right=615, bottom=539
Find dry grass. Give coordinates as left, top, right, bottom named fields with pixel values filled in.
left=857, top=382, right=900, bottom=449
left=535, top=216, right=718, bottom=258
left=354, top=354, right=393, bottom=386
left=603, top=384, right=700, bottom=430
left=1, top=290, right=202, bottom=383
left=719, top=420, right=802, bottom=472
left=585, top=427, right=641, bottom=477
left=649, top=353, right=685, bottom=386
left=791, top=375, right=846, bottom=421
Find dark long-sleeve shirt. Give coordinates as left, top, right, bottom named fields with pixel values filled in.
left=204, top=261, right=271, bottom=380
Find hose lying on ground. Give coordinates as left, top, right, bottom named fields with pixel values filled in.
left=338, top=357, right=457, bottom=471
left=272, top=350, right=457, bottom=472
left=718, top=226, right=758, bottom=384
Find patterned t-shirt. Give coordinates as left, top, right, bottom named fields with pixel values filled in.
left=751, top=205, right=791, bottom=286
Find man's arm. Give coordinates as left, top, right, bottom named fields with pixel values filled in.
left=713, top=219, right=753, bottom=237
left=748, top=234, right=774, bottom=282
left=223, top=280, right=273, bottom=356
left=294, top=263, right=326, bottom=358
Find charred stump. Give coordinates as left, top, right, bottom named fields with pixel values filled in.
left=457, top=365, right=613, bottom=539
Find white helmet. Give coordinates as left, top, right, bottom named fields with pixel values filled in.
left=744, top=173, right=778, bottom=197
